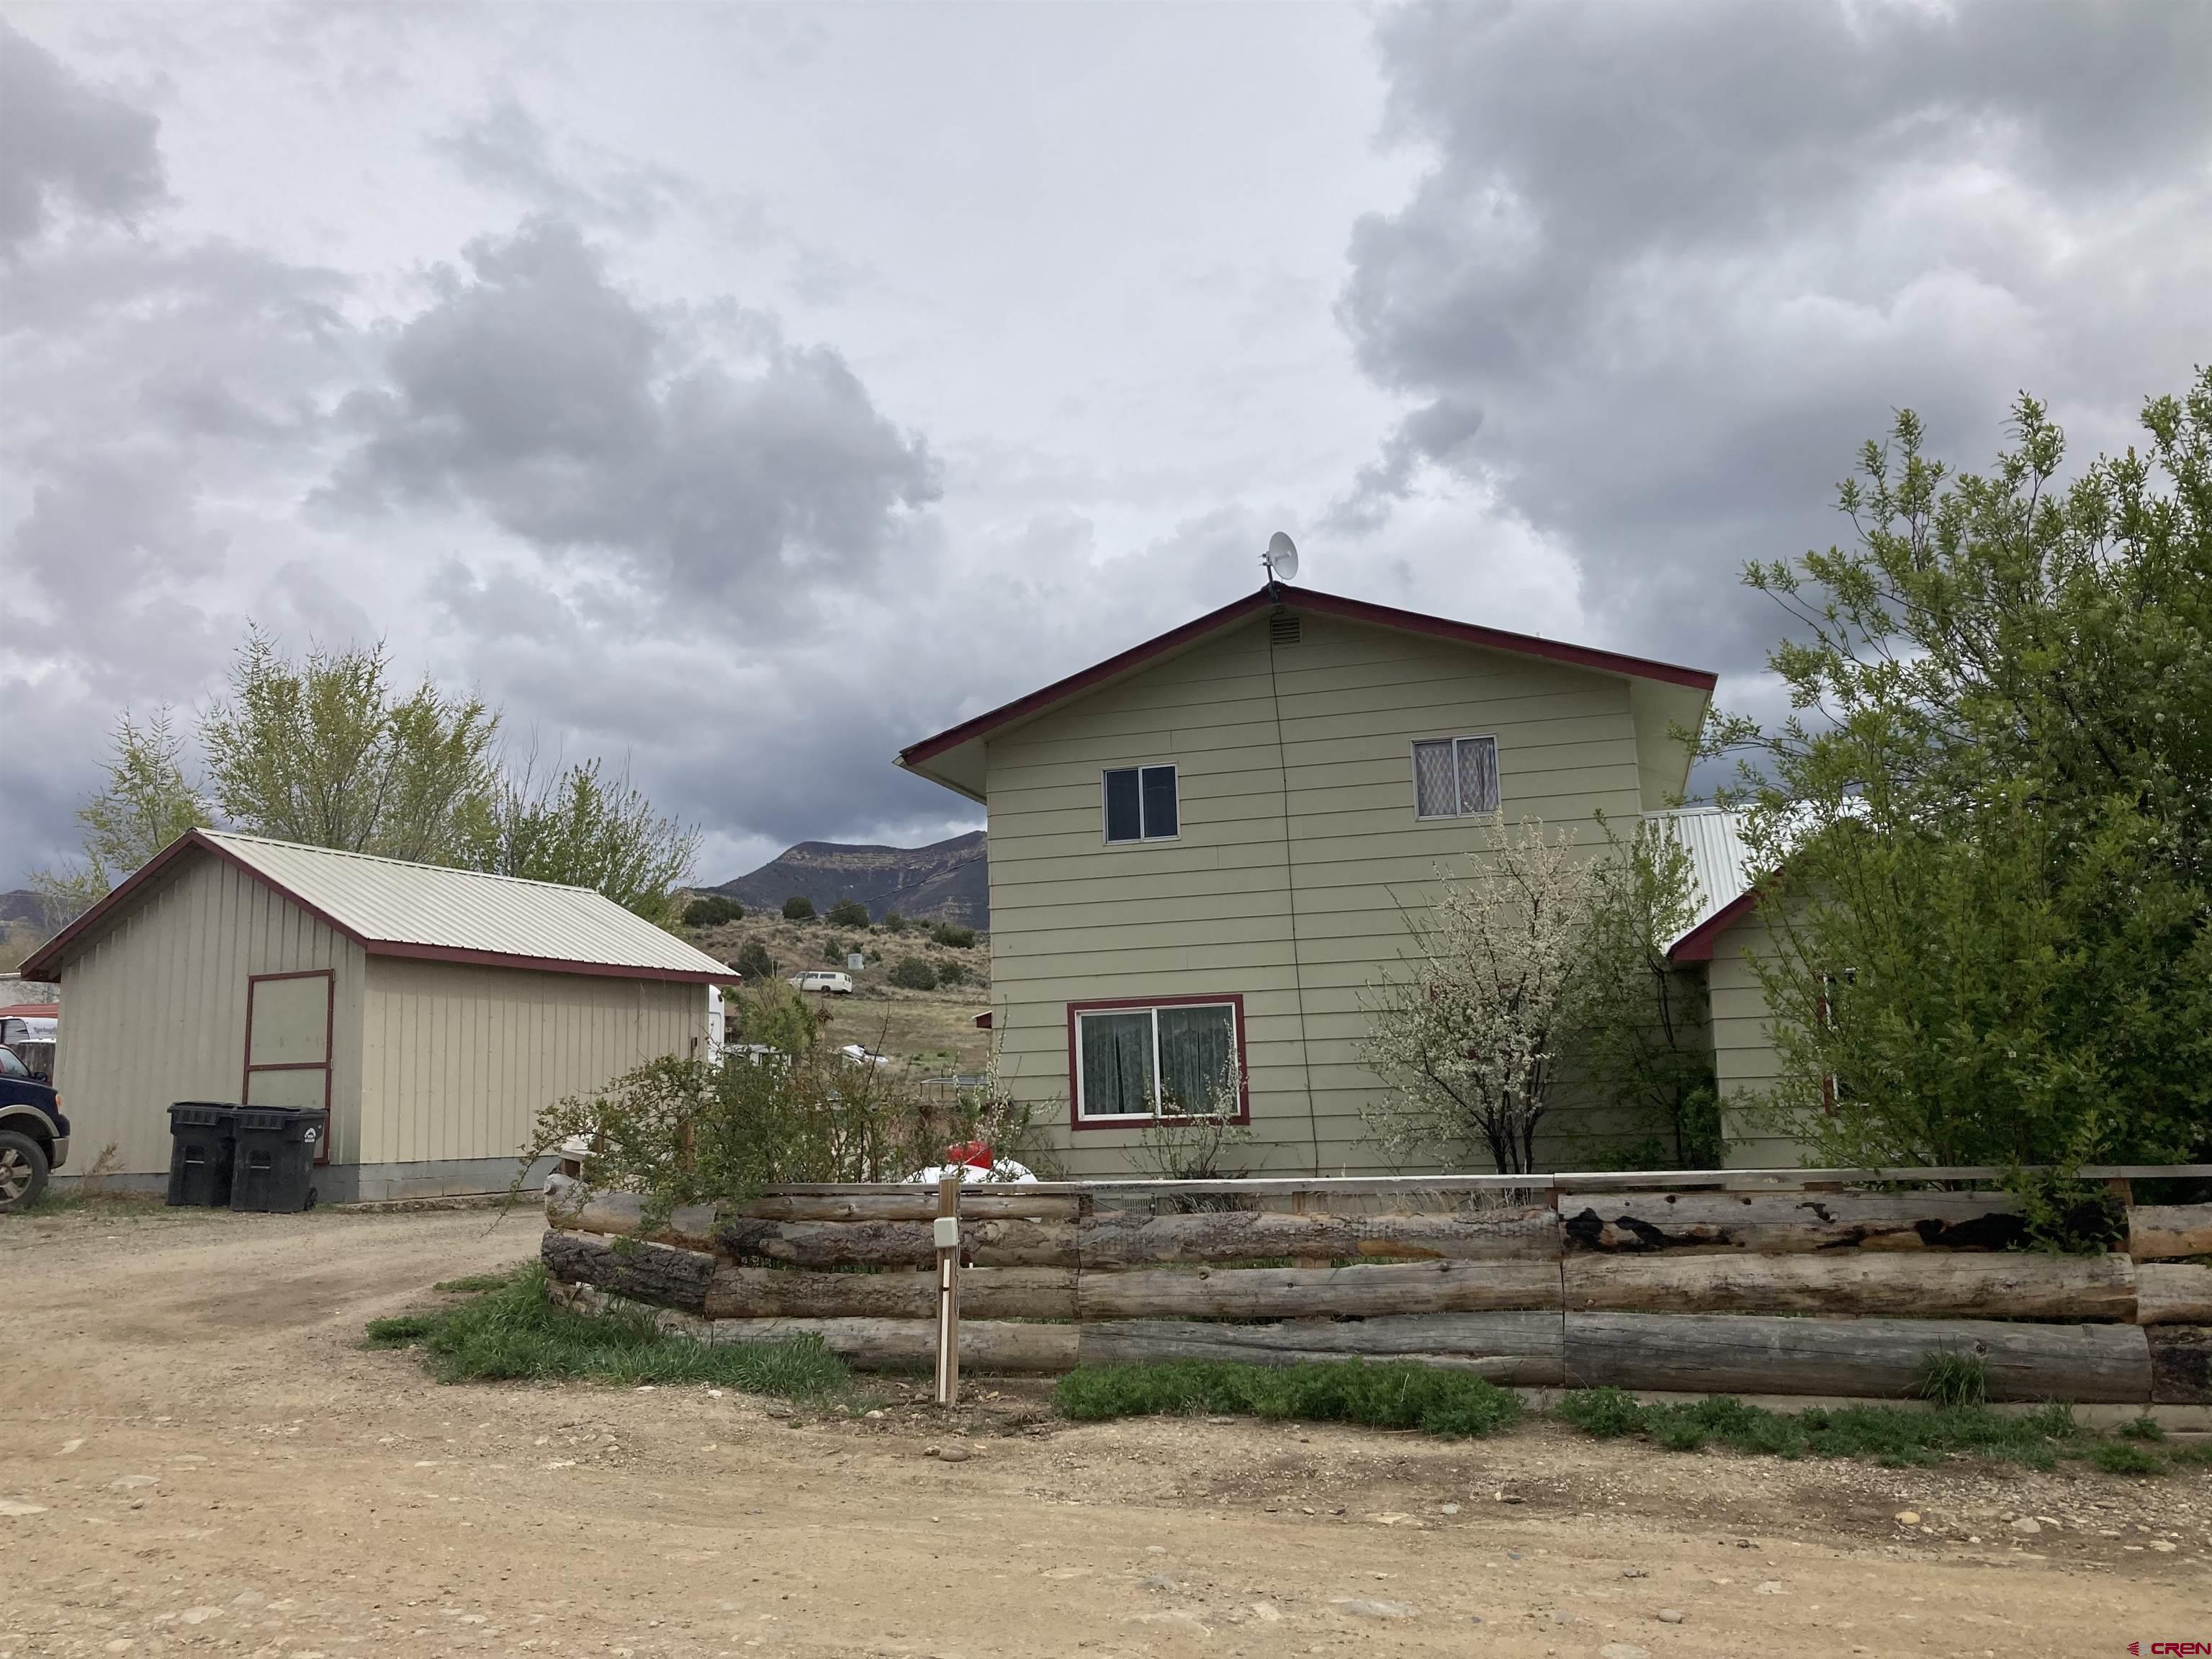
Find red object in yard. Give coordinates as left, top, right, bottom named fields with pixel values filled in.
left=945, top=1140, right=995, bottom=1170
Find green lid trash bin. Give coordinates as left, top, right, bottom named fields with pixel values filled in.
left=229, top=1106, right=325, bottom=1213
left=166, top=1102, right=240, bottom=1208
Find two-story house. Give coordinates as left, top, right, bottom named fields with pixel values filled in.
left=897, top=580, right=1768, bottom=1177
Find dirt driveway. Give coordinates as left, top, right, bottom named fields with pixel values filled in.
left=2, top=1204, right=2206, bottom=1658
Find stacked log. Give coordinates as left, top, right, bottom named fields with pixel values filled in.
left=1557, top=1190, right=2028, bottom=1254
left=1560, top=1313, right=2151, bottom=1403
left=1563, top=1251, right=2136, bottom=1321
left=536, top=1176, right=2212, bottom=1405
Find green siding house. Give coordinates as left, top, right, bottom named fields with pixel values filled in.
left=899, top=581, right=1786, bottom=1177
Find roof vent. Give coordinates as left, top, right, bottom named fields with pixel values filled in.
left=1269, top=613, right=1302, bottom=647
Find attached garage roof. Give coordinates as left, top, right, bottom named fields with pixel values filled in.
left=24, top=829, right=733, bottom=985
left=1653, top=806, right=1761, bottom=962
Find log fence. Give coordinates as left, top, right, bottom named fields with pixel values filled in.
left=541, top=1165, right=2212, bottom=1406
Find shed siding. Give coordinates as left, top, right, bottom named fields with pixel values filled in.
left=985, top=611, right=1654, bottom=1177
left=45, top=853, right=367, bottom=1177
left=358, top=957, right=704, bottom=1166
left=1707, top=906, right=1808, bottom=1169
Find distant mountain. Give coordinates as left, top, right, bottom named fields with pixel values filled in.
left=710, top=832, right=989, bottom=927
left=0, top=890, right=49, bottom=932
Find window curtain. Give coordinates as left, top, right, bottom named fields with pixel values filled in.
left=1156, top=1004, right=1236, bottom=1115
left=1079, top=1010, right=1154, bottom=1116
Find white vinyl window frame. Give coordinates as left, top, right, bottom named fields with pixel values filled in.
left=1100, top=763, right=1181, bottom=845
left=1071, top=998, right=1244, bottom=1124
left=1411, top=734, right=1501, bottom=820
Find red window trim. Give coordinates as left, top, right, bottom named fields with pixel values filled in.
left=243, top=968, right=336, bottom=1165
left=1064, top=993, right=1250, bottom=1130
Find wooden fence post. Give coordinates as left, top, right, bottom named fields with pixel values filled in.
left=934, top=1172, right=962, bottom=1407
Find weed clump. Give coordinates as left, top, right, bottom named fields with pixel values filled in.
left=366, top=1263, right=849, bottom=1398
left=1054, top=1359, right=1520, bottom=1439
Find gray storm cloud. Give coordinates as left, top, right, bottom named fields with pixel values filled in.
left=324, top=217, right=942, bottom=613
left=1334, top=0, right=2212, bottom=670
left=0, top=19, right=165, bottom=249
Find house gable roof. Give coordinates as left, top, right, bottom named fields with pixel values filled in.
left=23, top=830, right=732, bottom=985
left=897, top=582, right=1719, bottom=804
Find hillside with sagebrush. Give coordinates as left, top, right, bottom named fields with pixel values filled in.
left=709, top=831, right=986, bottom=926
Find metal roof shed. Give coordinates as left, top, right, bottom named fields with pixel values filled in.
left=24, top=830, right=732, bottom=1202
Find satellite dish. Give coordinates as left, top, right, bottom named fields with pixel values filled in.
left=1262, top=531, right=1299, bottom=585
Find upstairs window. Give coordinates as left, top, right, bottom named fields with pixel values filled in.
left=1104, top=763, right=1179, bottom=843
left=1412, top=735, right=1500, bottom=819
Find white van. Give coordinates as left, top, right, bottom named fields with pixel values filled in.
left=788, top=969, right=854, bottom=996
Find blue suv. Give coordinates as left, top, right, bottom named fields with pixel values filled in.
left=0, top=1045, right=67, bottom=1210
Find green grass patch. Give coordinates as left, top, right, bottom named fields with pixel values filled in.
left=1552, top=1387, right=2205, bottom=1473
left=364, top=1263, right=850, bottom=1398
left=1053, top=1358, right=1521, bottom=1439
left=2090, top=1439, right=2165, bottom=1475
left=431, top=1273, right=516, bottom=1293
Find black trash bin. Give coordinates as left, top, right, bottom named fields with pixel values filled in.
left=229, top=1107, right=325, bottom=1213
left=166, top=1102, right=240, bottom=1207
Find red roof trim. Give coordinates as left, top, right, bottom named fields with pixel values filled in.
left=1667, top=886, right=1763, bottom=963
left=24, top=829, right=729, bottom=986
left=0, top=1004, right=59, bottom=1020
left=896, top=582, right=1717, bottom=770
left=22, top=830, right=251, bottom=979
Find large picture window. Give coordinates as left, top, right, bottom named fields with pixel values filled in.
left=1070, top=997, right=1244, bottom=1123
left=1412, top=735, right=1500, bottom=819
left=1103, top=764, right=1179, bottom=843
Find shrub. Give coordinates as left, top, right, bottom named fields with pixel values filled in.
left=783, top=895, right=816, bottom=921
left=512, top=985, right=1061, bottom=1218
left=732, top=940, right=775, bottom=981
left=1055, top=1359, right=1520, bottom=1439
left=934, top=958, right=968, bottom=988
left=827, top=899, right=871, bottom=928
left=930, top=922, right=976, bottom=949
left=2117, top=1415, right=2166, bottom=1442
left=682, top=894, right=743, bottom=927
left=822, top=940, right=851, bottom=966
left=888, top=957, right=938, bottom=991
left=883, top=911, right=907, bottom=933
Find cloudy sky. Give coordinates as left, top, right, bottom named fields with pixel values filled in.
left=4, top=1, right=2208, bottom=888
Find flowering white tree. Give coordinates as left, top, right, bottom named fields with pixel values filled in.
left=1359, top=815, right=1599, bottom=1174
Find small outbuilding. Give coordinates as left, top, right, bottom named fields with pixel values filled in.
left=24, top=829, right=732, bottom=1202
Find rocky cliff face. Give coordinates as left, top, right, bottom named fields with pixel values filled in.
left=709, top=831, right=989, bottom=927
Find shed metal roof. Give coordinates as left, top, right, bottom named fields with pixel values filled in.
left=24, top=830, right=733, bottom=985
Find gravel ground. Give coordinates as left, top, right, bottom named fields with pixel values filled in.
left=1, top=1200, right=2206, bottom=1658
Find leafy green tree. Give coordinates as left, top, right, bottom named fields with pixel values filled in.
left=33, top=709, right=207, bottom=921
left=826, top=898, right=870, bottom=928
left=462, top=757, right=699, bottom=925
left=1565, top=816, right=1722, bottom=1169
left=202, top=631, right=498, bottom=864
left=1706, top=372, right=2212, bottom=1172
left=732, top=940, right=776, bottom=981
left=783, top=895, right=816, bottom=921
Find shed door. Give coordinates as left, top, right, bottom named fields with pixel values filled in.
left=244, top=971, right=333, bottom=1164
